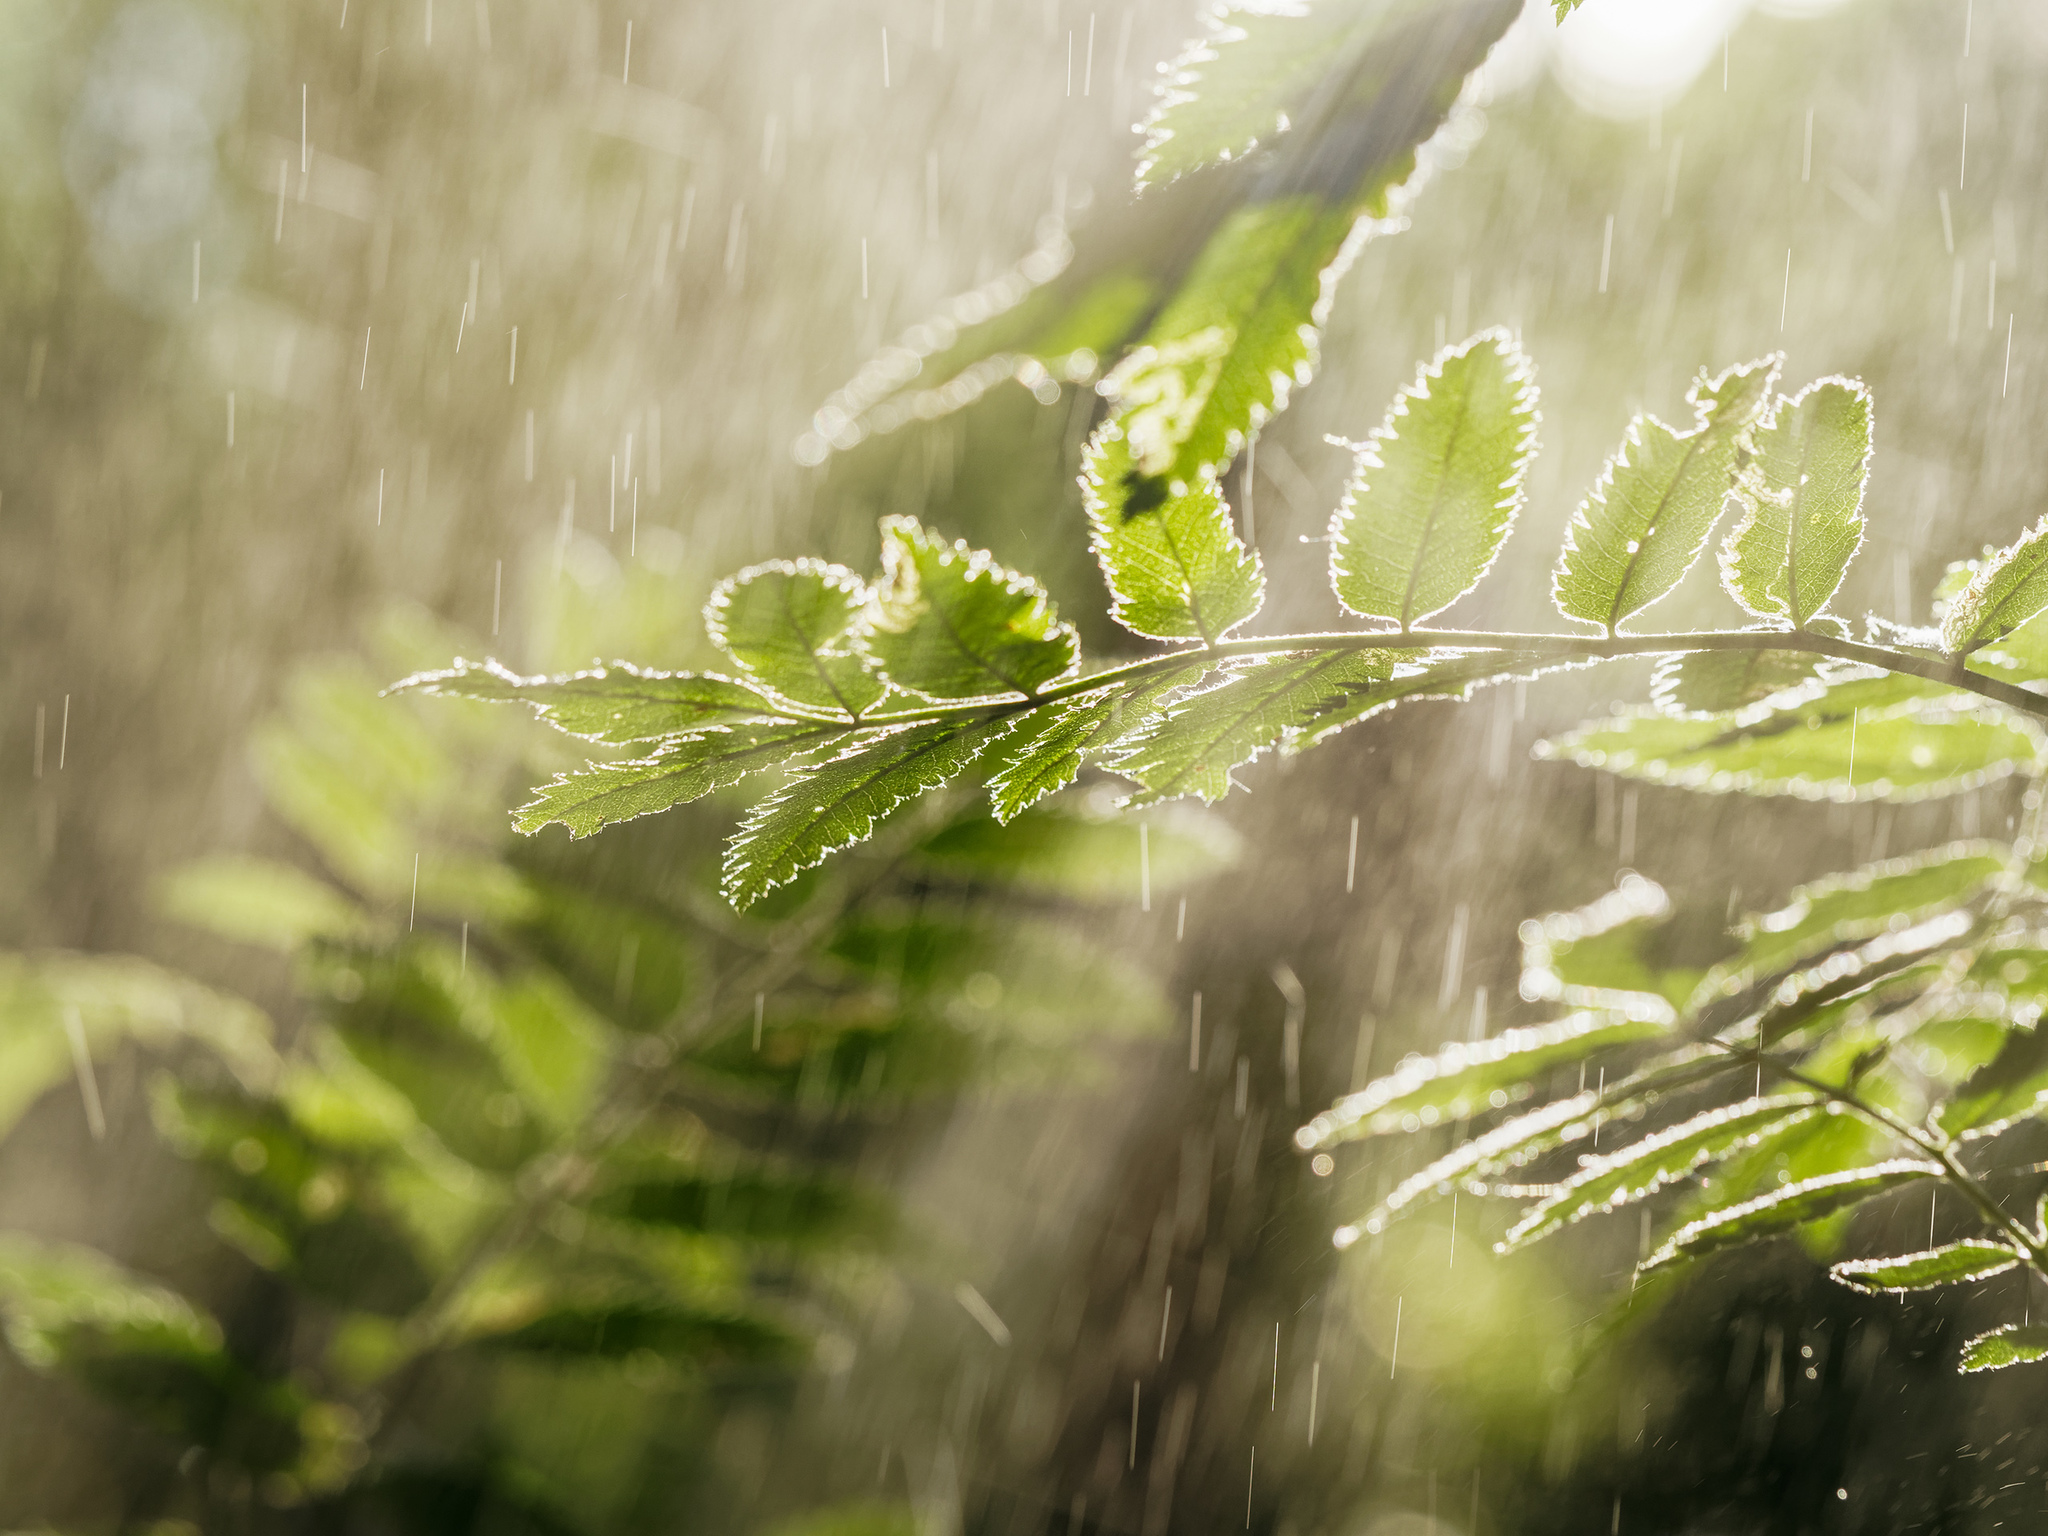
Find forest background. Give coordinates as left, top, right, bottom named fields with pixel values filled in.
left=6, top=0, right=2048, bottom=1533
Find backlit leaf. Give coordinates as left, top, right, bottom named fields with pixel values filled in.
left=721, top=718, right=1006, bottom=910
left=866, top=518, right=1079, bottom=701
left=513, top=722, right=861, bottom=838
left=1518, top=872, right=1685, bottom=1020
left=1698, top=841, right=2005, bottom=1005
left=1943, top=514, right=2048, bottom=656
left=1720, top=378, right=1874, bottom=627
left=1650, top=648, right=1820, bottom=716
left=1135, top=1, right=1368, bottom=189
left=1640, top=1160, right=1940, bottom=1273
left=1081, top=423, right=1264, bottom=643
left=1959, top=1324, right=2048, bottom=1373
left=1329, top=329, right=1539, bottom=627
left=1935, top=1024, right=2048, bottom=1140
left=1109, top=649, right=1397, bottom=804
left=1335, top=1090, right=1599, bottom=1246
left=1830, top=1240, right=2020, bottom=1294
left=1499, top=1096, right=1823, bottom=1253
left=984, top=664, right=1216, bottom=823
left=1296, top=1011, right=1666, bottom=1148
left=1102, top=1, right=1521, bottom=500
left=704, top=560, right=886, bottom=717
left=391, top=657, right=795, bottom=743
left=1553, top=356, right=1778, bottom=633
left=1540, top=673, right=2039, bottom=803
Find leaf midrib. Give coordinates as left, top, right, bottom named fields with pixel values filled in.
left=1603, top=421, right=1719, bottom=634
left=1400, top=369, right=1476, bottom=630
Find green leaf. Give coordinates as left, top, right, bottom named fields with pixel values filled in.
left=1518, top=872, right=1688, bottom=1020
left=1081, top=424, right=1264, bottom=643
left=1540, top=672, right=2040, bottom=803
left=1959, top=1324, right=2048, bottom=1373
left=983, top=664, right=1216, bottom=823
left=1334, top=1089, right=1599, bottom=1246
left=1296, top=1011, right=1667, bottom=1148
left=1640, top=1160, right=1940, bottom=1273
left=1109, top=649, right=1397, bottom=804
left=1699, top=841, right=2005, bottom=1006
left=1289, top=648, right=1561, bottom=750
left=1830, top=1240, right=2020, bottom=1294
left=391, top=657, right=796, bottom=743
left=1104, top=3, right=1519, bottom=497
left=1328, top=329, right=1540, bottom=627
left=474, top=1302, right=795, bottom=1363
left=1553, top=355, right=1779, bottom=633
left=1720, top=378, right=1874, bottom=627
left=1135, top=2, right=1370, bottom=189
left=722, top=718, right=1005, bottom=910
left=1935, top=1024, right=2048, bottom=1140
left=865, top=518, right=1079, bottom=700
left=1554, top=0, right=1588, bottom=18
left=513, top=721, right=860, bottom=838
left=1943, top=514, right=2048, bottom=656
left=800, top=221, right=1152, bottom=458
left=1750, top=909, right=1971, bottom=1046
left=0, top=955, right=275, bottom=1140
left=158, top=854, right=369, bottom=952
left=1499, top=1096, right=1824, bottom=1254
left=1650, top=648, right=1820, bottom=716
left=591, top=1168, right=894, bottom=1250
left=703, top=559, right=886, bottom=717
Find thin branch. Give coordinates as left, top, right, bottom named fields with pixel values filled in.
left=856, top=626, right=2048, bottom=727
left=1743, top=1047, right=2048, bottom=1271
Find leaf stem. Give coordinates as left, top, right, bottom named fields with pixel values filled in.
left=1739, top=1047, right=2048, bottom=1270
left=855, top=627, right=2048, bottom=727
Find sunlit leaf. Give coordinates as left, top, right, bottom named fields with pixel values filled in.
left=513, top=721, right=861, bottom=838
left=1720, top=378, right=1873, bottom=627
left=1290, top=648, right=1564, bottom=750
left=703, top=559, right=886, bottom=717
left=983, top=664, right=1217, bottom=823
left=866, top=518, right=1079, bottom=701
left=1540, top=673, right=2039, bottom=803
left=1296, top=1011, right=1666, bottom=1148
left=1135, top=1, right=1367, bottom=189
left=1553, top=355, right=1778, bottom=632
left=1650, top=647, right=1820, bottom=717
left=1696, top=841, right=2005, bottom=1007
left=1935, top=1024, right=2048, bottom=1140
left=1959, top=1324, right=2048, bottom=1373
left=1102, top=2, right=1520, bottom=498
left=1943, top=514, right=2048, bottom=656
left=1328, top=329, right=1539, bottom=628
left=1499, top=1096, right=1823, bottom=1253
left=722, top=717, right=1007, bottom=910
left=1081, top=423, right=1264, bottom=643
left=389, top=657, right=797, bottom=743
left=1335, top=1090, right=1599, bottom=1245
left=1518, top=872, right=1685, bottom=1020
left=1750, top=909, right=1970, bottom=1045
left=1109, top=649, right=1396, bottom=804
left=1830, top=1239, right=2020, bottom=1293
left=1640, top=1159, right=1939, bottom=1273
